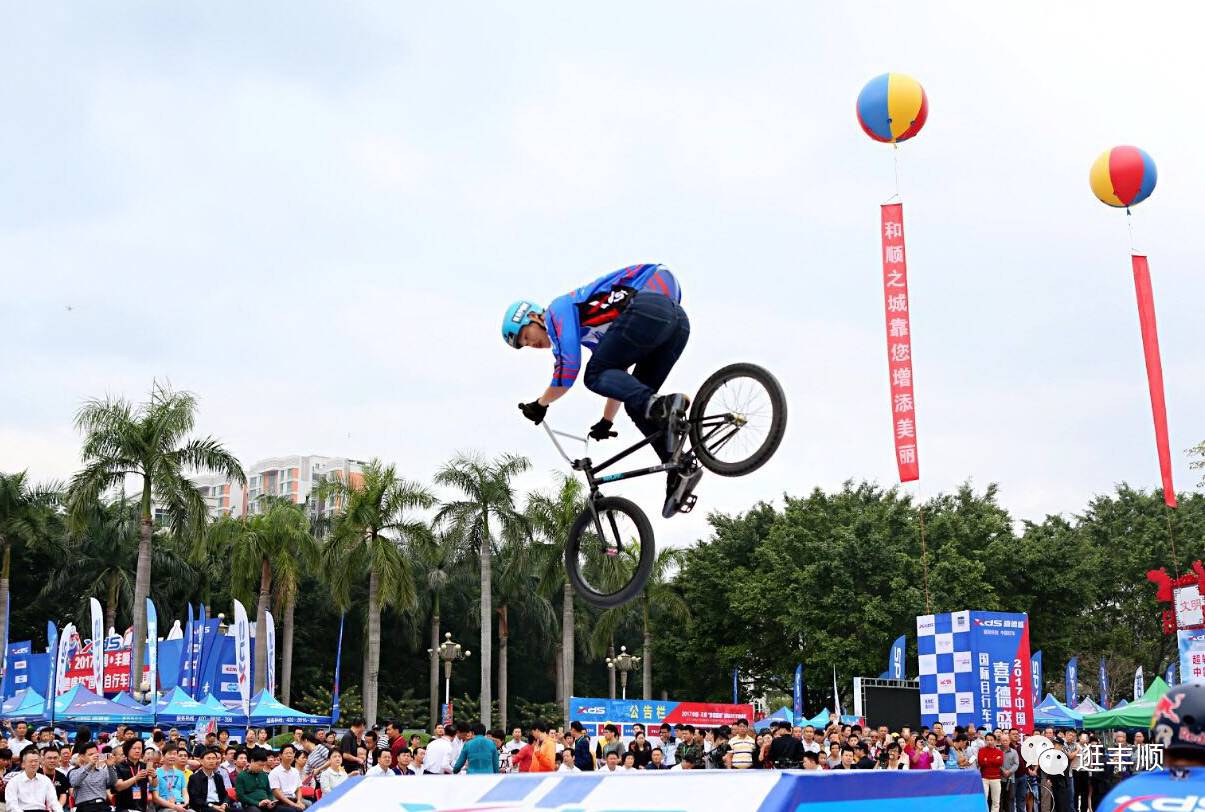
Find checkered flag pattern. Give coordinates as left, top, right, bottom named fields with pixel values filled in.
left=917, top=610, right=976, bottom=729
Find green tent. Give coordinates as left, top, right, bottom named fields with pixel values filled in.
left=1082, top=676, right=1169, bottom=729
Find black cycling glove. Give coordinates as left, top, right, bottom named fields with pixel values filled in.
left=589, top=418, right=618, bottom=440
left=519, top=400, right=548, bottom=425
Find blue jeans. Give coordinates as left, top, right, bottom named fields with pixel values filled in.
left=583, top=292, right=690, bottom=461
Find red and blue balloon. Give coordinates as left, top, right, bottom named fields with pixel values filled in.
left=1090, top=145, right=1157, bottom=208
left=856, top=73, right=928, bottom=144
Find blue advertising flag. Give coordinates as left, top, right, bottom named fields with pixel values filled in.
left=179, top=604, right=194, bottom=695
left=191, top=603, right=207, bottom=696
left=1167, top=662, right=1177, bottom=686
left=1065, top=656, right=1079, bottom=707
left=890, top=635, right=906, bottom=679
left=45, top=622, right=58, bottom=717
left=330, top=613, right=345, bottom=723
left=195, top=620, right=222, bottom=697
left=1031, top=651, right=1043, bottom=709
left=1100, top=658, right=1109, bottom=708
left=146, top=599, right=158, bottom=697
left=1134, top=666, right=1145, bottom=701
left=793, top=664, right=803, bottom=718
left=732, top=669, right=739, bottom=705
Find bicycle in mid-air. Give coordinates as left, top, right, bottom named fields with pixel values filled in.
left=542, top=362, right=787, bottom=608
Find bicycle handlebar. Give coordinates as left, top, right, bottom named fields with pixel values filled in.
left=541, top=420, right=589, bottom=467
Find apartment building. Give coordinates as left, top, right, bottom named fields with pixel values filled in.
left=190, top=455, right=366, bottom=522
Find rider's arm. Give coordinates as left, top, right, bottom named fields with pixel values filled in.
left=537, top=386, right=570, bottom=406
left=602, top=398, right=621, bottom=421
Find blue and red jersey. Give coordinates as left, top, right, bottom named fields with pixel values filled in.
left=546, top=264, right=681, bottom=388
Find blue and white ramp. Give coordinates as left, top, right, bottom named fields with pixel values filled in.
left=310, top=770, right=986, bottom=811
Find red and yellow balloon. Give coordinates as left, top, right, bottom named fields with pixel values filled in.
left=1090, top=146, right=1157, bottom=208
left=856, top=73, right=929, bottom=144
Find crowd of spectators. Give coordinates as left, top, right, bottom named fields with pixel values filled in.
left=0, top=715, right=1156, bottom=811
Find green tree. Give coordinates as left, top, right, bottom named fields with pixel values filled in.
left=524, top=474, right=588, bottom=721
left=44, top=494, right=194, bottom=631
left=494, top=530, right=557, bottom=731
left=1190, top=441, right=1205, bottom=487
left=319, top=460, right=433, bottom=727
left=590, top=547, right=689, bottom=699
left=208, top=496, right=318, bottom=697
left=435, top=453, right=530, bottom=729
left=412, top=529, right=474, bottom=730
left=67, top=383, right=245, bottom=688
left=0, top=471, right=61, bottom=651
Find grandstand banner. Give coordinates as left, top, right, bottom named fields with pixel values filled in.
left=307, top=770, right=988, bottom=812
left=917, top=610, right=1033, bottom=734
left=1178, top=629, right=1205, bottom=682
left=569, top=696, right=754, bottom=737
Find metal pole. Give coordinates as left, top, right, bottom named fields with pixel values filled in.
left=621, top=671, right=628, bottom=700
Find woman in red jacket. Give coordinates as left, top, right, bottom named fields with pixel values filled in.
left=977, top=732, right=1005, bottom=812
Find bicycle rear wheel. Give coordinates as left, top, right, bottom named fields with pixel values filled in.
left=689, top=362, right=787, bottom=476
left=565, top=496, right=655, bottom=609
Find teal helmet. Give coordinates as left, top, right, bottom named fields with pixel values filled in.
left=502, top=300, right=544, bottom=348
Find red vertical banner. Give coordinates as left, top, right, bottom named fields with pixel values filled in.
left=1132, top=255, right=1177, bottom=508
left=881, top=203, right=919, bottom=482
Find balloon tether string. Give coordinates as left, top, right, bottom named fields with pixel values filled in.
left=1167, top=510, right=1180, bottom=578
left=917, top=485, right=931, bottom=614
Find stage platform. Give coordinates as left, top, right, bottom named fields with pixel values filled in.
left=310, top=769, right=986, bottom=811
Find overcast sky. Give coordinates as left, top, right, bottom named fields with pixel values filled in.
left=3, top=2, right=1202, bottom=546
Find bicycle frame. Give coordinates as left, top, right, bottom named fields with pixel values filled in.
left=541, top=412, right=737, bottom=495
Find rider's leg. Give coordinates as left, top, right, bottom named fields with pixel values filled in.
left=583, top=293, right=689, bottom=460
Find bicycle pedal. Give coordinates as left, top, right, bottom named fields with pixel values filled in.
left=678, top=494, right=698, bottom=514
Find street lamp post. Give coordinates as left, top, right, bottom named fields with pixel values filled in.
left=606, top=646, right=641, bottom=700
left=428, top=632, right=470, bottom=724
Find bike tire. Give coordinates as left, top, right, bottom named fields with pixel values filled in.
left=565, top=496, right=656, bottom=609
left=689, top=362, right=787, bottom=477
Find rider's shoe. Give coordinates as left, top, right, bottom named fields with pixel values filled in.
left=663, top=466, right=703, bottom=519
left=646, top=393, right=690, bottom=459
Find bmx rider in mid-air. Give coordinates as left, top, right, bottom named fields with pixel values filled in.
left=502, top=262, right=699, bottom=518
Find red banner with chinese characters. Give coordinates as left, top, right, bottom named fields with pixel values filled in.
left=1132, top=255, right=1176, bottom=508
left=881, top=203, right=919, bottom=482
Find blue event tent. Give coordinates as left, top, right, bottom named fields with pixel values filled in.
left=53, top=685, right=151, bottom=725
left=756, top=707, right=794, bottom=729
left=1034, top=693, right=1083, bottom=729
left=156, top=687, right=241, bottom=725
left=110, top=692, right=150, bottom=712
left=247, top=690, right=328, bottom=726
left=2, top=687, right=47, bottom=721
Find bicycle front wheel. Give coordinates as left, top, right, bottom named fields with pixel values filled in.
left=565, top=496, right=655, bottom=609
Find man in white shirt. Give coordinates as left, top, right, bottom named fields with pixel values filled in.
left=557, top=750, right=580, bottom=773
left=501, top=727, right=524, bottom=769
left=599, top=752, right=625, bottom=773
left=268, top=744, right=309, bottom=809
left=8, top=722, right=33, bottom=759
left=5, top=748, right=64, bottom=812
left=424, top=726, right=455, bottom=775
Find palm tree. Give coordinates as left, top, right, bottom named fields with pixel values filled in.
left=434, top=453, right=530, bottom=729
left=319, top=460, right=433, bottom=727
left=494, top=534, right=557, bottom=732
left=589, top=547, right=690, bottom=699
left=43, top=494, right=194, bottom=631
left=413, top=529, right=474, bottom=730
left=68, top=383, right=245, bottom=687
left=207, top=496, right=317, bottom=696
left=524, top=474, right=587, bottom=721
left=0, top=471, right=60, bottom=649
